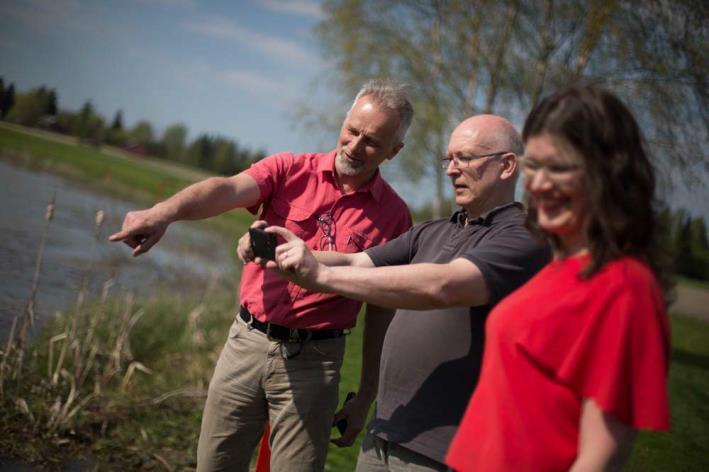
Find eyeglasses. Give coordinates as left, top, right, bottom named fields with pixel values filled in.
left=317, top=211, right=335, bottom=250
left=440, top=151, right=508, bottom=169
left=518, top=156, right=581, bottom=182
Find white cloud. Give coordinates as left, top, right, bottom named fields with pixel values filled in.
left=222, top=69, right=287, bottom=97
left=184, top=16, right=314, bottom=65
left=258, top=0, right=323, bottom=19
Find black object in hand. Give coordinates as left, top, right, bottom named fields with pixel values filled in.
left=249, top=227, right=277, bottom=261
left=336, top=392, right=357, bottom=435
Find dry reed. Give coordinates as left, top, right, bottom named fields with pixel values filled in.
left=0, top=200, right=153, bottom=440
left=0, top=198, right=230, bottom=468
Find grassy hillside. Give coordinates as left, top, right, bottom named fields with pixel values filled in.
left=0, top=123, right=253, bottom=236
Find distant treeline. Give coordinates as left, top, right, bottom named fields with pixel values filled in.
left=0, top=78, right=265, bottom=176
left=1, top=79, right=707, bottom=282
left=661, top=208, right=709, bottom=282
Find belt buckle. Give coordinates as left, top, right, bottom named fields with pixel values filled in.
left=265, top=322, right=274, bottom=341
left=245, top=311, right=255, bottom=331
left=288, top=328, right=301, bottom=343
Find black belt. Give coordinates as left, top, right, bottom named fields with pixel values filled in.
left=239, top=306, right=345, bottom=343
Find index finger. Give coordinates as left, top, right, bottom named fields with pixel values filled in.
left=108, top=229, right=131, bottom=242
left=265, top=225, right=299, bottom=242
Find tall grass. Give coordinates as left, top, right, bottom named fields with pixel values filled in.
left=0, top=197, right=233, bottom=469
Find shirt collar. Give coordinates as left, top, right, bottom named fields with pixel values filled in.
left=450, top=201, right=523, bottom=227
left=318, top=150, right=385, bottom=202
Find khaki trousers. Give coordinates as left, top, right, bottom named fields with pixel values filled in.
left=197, top=316, right=345, bottom=472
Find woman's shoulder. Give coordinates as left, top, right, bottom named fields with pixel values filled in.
left=598, top=256, right=656, bottom=287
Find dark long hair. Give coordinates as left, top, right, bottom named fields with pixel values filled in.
left=522, top=86, right=672, bottom=304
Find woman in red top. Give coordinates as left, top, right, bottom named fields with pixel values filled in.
left=446, top=86, right=672, bottom=471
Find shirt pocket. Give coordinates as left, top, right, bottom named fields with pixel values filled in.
left=266, top=197, right=316, bottom=240
left=345, top=230, right=375, bottom=252
left=265, top=198, right=318, bottom=300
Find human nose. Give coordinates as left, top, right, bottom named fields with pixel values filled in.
left=445, top=158, right=459, bottom=176
left=350, top=135, right=365, bottom=153
left=525, top=168, right=553, bottom=192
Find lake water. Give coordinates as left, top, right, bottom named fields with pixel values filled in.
left=0, top=159, right=240, bottom=339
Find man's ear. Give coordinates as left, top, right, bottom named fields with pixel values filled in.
left=500, top=152, right=517, bottom=180
left=388, top=142, right=405, bottom=160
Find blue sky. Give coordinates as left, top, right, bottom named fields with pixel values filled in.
left=1, top=0, right=331, bottom=154
left=1, top=0, right=707, bottom=218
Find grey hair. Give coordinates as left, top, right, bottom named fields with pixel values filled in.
left=349, top=79, right=414, bottom=142
left=495, top=124, right=524, bottom=157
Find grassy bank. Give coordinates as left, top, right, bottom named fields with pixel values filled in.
left=0, top=123, right=253, bottom=237
left=0, top=287, right=235, bottom=469
left=0, top=285, right=368, bottom=470
left=627, top=314, right=709, bottom=471
left=2, top=289, right=707, bottom=470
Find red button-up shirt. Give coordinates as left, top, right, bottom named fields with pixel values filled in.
left=240, top=150, right=412, bottom=329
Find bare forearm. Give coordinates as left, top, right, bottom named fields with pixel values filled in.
left=313, top=259, right=488, bottom=310
left=313, top=251, right=373, bottom=267
left=571, top=399, right=636, bottom=471
left=269, top=227, right=486, bottom=309
left=157, top=174, right=259, bottom=222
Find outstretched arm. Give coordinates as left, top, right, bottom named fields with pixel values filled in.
left=304, top=260, right=487, bottom=310
left=268, top=226, right=490, bottom=310
left=110, top=173, right=260, bottom=256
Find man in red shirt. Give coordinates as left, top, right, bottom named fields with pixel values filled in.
left=109, top=80, right=414, bottom=471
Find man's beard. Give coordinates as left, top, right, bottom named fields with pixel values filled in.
left=335, top=148, right=364, bottom=176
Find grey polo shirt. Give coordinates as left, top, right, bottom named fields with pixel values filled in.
left=364, top=202, right=551, bottom=464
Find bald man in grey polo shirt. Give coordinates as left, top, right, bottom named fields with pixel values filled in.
left=239, top=115, right=550, bottom=471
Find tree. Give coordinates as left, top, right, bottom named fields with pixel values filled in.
left=104, top=110, right=126, bottom=146
left=129, top=120, right=154, bottom=146
left=110, top=110, right=124, bottom=131
left=187, top=134, right=216, bottom=169
left=0, top=82, right=14, bottom=118
left=315, top=0, right=708, bottom=217
left=6, top=91, right=43, bottom=126
left=73, top=100, right=105, bottom=145
left=45, top=89, right=58, bottom=116
left=161, top=123, right=188, bottom=162
left=212, top=138, right=237, bottom=175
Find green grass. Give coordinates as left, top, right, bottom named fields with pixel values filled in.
left=675, top=275, right=709, bottom=290
left=626, top=314, right=709, bottom=471
left=327, top=322, right=368, bottom=471
left=0, top=290, right=235, bottom=468
left=0, top=289, right=370, bottom=470
left=5, top=300, right=706, bottom=470
left=0, top=124, right=253, bottom=237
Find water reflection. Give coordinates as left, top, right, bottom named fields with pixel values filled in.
left=0, top=160, right=238, bottom=338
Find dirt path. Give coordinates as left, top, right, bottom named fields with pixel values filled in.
left=672, top=284, right=709, bottom=322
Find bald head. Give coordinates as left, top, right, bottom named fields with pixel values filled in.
left=451, top=115, right=523, bottom=157
left=446, top=114, right=522, bottom=216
